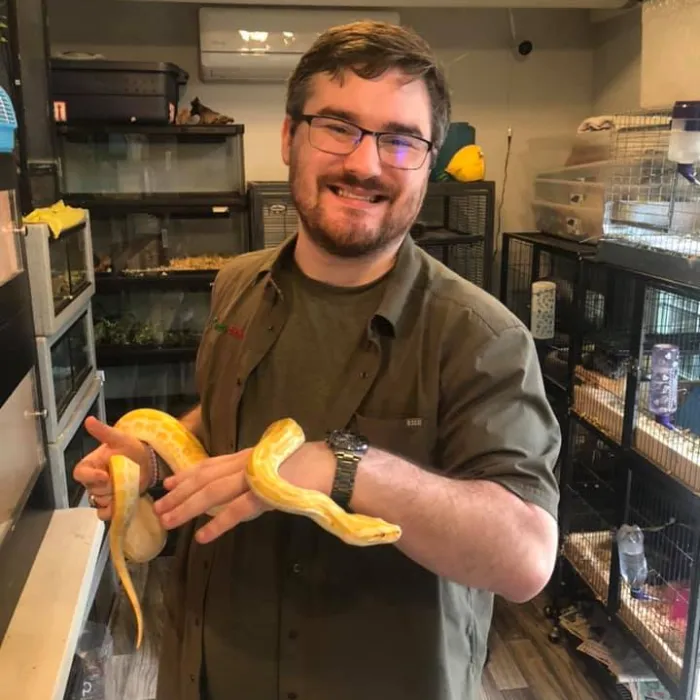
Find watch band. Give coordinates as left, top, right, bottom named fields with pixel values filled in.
left=330, top=453, right=360, bottom=511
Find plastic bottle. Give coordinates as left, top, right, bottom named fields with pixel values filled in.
left=617, top=524, right=648, bottom=597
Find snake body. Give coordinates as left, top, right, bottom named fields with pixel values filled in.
left=107, top=408, right=402, bottom=649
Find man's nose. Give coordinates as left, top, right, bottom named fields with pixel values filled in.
left=343, top=135, right=383, bottom=180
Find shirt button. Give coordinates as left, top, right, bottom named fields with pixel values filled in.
left=360, top=371, right=368, bottom=379
left=292, top=562, right=302, bottom=574
left=288, top=693, right=298, bottom=700
left=288, top=629, right=298, bottom=639
left=190, top=674, right=196, bottom=683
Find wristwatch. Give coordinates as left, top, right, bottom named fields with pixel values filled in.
left=326, top=429, right=369, bottom=511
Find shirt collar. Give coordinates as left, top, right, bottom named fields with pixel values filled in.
left=254, top=232, right=423, bottom=337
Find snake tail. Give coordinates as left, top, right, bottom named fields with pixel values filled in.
left=109, top=454, right=145, bottom=650
left=246, top=418, right=402, bottom=547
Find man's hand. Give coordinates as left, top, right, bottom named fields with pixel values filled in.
left=72, top=416, right=152, bottom=520
left=152, top=442, right=335, bottom=544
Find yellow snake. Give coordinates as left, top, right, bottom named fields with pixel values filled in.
left=106, top=408, right=402, bottom=649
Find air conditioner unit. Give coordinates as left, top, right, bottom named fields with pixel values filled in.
left=198, top=7, right=401, bottom=83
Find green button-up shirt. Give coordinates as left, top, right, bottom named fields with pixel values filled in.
left=155, top=234, right=560, bottom=700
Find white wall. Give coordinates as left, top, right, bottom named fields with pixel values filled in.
left=592, top=7, right=642, bottom=113
left=46, top=0, right=596, bottom=238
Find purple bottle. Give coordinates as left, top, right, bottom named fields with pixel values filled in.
left=649, top=344, right=679, bottom=429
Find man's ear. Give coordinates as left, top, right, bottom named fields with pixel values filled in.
left=281, top=115, right=293, bottom=166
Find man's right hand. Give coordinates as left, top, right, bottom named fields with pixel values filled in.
left=73, top=416, right=153, bottom=521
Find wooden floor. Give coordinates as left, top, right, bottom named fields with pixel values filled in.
left=103, top=557, right=616, bottom=700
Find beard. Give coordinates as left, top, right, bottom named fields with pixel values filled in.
left=289, top=159, right=427, bottom=259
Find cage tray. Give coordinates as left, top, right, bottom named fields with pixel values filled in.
left=566, top=533, right=686, bottom=684
left=573, top=380, right=700, bottom=493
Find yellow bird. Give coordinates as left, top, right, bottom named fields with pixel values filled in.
left=443, top=144, right=485, bottom=182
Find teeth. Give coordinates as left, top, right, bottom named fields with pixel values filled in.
left=334, top=188, right=378, bottom=203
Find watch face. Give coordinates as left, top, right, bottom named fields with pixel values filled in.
left=327, top=430, right=369, bottom=454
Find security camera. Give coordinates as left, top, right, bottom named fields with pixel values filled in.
left=509, top=10, right=533, bottom=60
left=517, top=40, right=533, bottom=57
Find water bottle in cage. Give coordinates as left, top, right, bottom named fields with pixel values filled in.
left=616, top=524, right=649, bottom=598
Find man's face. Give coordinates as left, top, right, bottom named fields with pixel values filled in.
left=282, top=68, right=433, bottom=259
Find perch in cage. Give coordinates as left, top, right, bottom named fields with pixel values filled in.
left=597, top=102, right=700, bottom=288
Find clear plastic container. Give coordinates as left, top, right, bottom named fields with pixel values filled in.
left=534, top=177, right=605, bottom=210
left=532, top=199, right=603, bottom=242
left=668, top=100, right=700, bottom=164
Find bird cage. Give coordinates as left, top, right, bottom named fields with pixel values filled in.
left=596, top=104, right=700, bottom=288
left=247, top=180, right=495, bottom=289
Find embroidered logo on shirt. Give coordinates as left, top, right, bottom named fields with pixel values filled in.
left=212, top=317, right=245, bottom=339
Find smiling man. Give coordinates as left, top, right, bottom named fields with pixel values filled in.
left=75, top=20, right=560, bottom=700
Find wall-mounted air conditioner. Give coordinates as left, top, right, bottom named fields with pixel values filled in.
left=198, top=7, right=401, bottom=83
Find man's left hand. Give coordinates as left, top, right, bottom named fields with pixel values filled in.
left=152, top=441, right=335, bottom=544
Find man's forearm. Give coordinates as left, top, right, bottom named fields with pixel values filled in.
left=349, top=447, right=558, bottom=603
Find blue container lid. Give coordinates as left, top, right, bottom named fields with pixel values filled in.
left=0, top=86, right=17, bottom=154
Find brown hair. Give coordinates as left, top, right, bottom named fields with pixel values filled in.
left=285, top=20, right=451, bottom=152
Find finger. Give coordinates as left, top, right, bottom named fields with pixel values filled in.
left=84, top=416, right=134, bottom=451
left=162, top=453, right=246, bottom=491
left=194, top=492, right=263, bottom=545
left=89, top=493, right=112, bottom=509
left=157, top=471, right=248, bottom=530
left=73, top=463, right=111, bottom=490
left=95, top=505, right=113, bottom=522
left=155, top=457, right=247, bottom=515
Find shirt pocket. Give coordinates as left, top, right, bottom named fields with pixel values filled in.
left=353, top=413, right=434, bottom=468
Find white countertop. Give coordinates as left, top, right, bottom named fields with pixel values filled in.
left=0, top=507, right=105, bottom=700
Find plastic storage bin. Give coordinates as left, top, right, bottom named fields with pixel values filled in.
left=0, top=187, right=23, bottom=287
left=534, top=177, right=605, bottom=210
left=36, top=304, right=97, bottom=443
left=24, top=216, right=94, bottom=337
left=50, top=59, right=188, bottom=125
left=533, top=199, right=603, bottom=243
left=56, top=124, right=246, bottom=199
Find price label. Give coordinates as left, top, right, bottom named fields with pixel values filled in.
left=53, top=101, right=67, bottom=122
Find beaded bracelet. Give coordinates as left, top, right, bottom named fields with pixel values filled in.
left=145, top=444, right=160, bottom=491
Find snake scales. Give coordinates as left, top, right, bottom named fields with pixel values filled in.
left=107, top=408, right=402, bottom=649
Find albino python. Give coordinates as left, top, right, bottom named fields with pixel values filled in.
left=107, top=408, right=402, bottom=649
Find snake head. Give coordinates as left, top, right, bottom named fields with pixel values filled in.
left=347, top=515, right=402, bottom=546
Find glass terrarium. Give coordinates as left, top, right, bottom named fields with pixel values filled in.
left=56, top=124, right=246, bottom=198
left=46, top=373, right=105, bottom=508
left=36, top=305, right=97, bottom=442
left=89, top=204, right=248, bottom=278
left=102, top=361, right=197, bottom=425
left=25, top=217, right=94, bottom=337
left=0, top=188, right=23, bottom=287
left=93, top=287, right=210, bottom=359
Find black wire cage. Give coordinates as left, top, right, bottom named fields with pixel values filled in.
left=500, top=229, right=700, bottom=699
left=499, top=232, right=597, bottom=400
left=247, top=180, right=496, bottom=292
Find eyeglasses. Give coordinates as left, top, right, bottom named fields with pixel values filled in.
left=299, top=114, right=433, bottom=170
